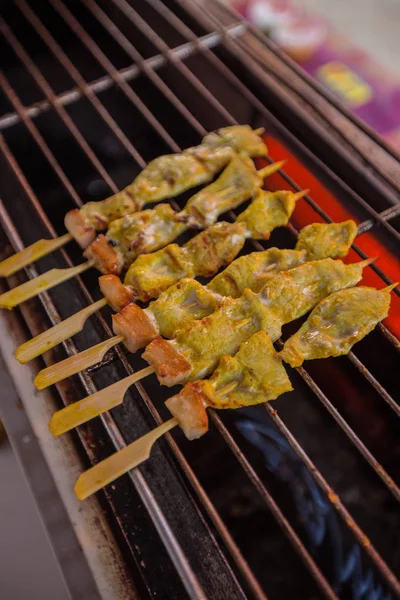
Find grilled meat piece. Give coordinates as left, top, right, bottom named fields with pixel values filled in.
left=295, top=220, right=357, bottom=260
left=281, top=285, right=394, bottom=367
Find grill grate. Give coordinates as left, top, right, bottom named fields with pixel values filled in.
left=0, top=1, right=399, bottom=598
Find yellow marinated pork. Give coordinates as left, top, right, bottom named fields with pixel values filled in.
left=111, top=249, right=307, bottom=351
left=83, top=155, right=263, bottom=275
left=208, top=248, right=307, bottom=297
left=124, top=189, right=301, bottom=300
left=237, top=189, right=298, bottom=239
left=281, top=285, right=394, bottom=367
left=165, top=331, right=292, bottom=439
left=295, top=220, right=357, bottom=260
left=143, top=258, right=369, bottom=386
left=124, top=222, right=247, bottom=302
left=65, top=125, right=267, bottom=247
left=184, top=155, right=262, bottom=227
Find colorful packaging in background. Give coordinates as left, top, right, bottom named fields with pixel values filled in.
left=229, top=0, right=400, bottom=152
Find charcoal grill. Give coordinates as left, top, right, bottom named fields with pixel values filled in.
left=0, top=1, right=399, bottom=598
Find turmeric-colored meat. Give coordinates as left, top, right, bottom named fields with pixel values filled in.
left=237, top=190, right=298, bottom=239
left=124, top=222, right=247, bottom=302
left=295, top=220, right=357, bottom=260
left=184, top=156, right=262, bottom=227
left=143, top=258, right=368, bottom=386
left=259, top=257, right=368, bottom=324
left=166, top=331, right=292, bottom=439
left=149, top=278, right=223, bottom=340
left=70, top=126, right=267, bottom=243
left=281, top=285, right=394, bottom=367
left=106, top=204, right=187, bottom=270
left=208, top=248, right=307, bottom=297
left=202, top=331, right=293, bottom=409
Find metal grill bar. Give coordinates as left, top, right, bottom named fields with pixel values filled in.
left=0, top=16, right=118, bottom=194
left=0, top=26, right=245, bottom=131
left=0, top=0, right=399, bottom=597
left=14, top=0, right=146, bottom=169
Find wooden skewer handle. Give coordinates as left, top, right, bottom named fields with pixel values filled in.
left=34, top=334, right=124, bottom=390
left=15, top=298, right=108, bottom=363
left=0, top=261, right=93, bottom=309
left=0, top=233, right=72, bottom=277
left=49, top=365, right=155, bottom=437
left=74, top=417, right=178, bottom=500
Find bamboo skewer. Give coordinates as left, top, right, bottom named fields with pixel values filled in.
left=0, top=233, right=73, bottom=277
left=0, top=162, right=285, bottom=310
left=49, top=365, right=155, bottom=436
left=74, top=417, right=179, bottom=500
left=34, top=334, right=125, bottom=390
left=15, top=298, right=108, bottom=363
left=74, top=380, right=238, bottom=500
left=47, top=314, right=254, bottom=431
left=0, top=261, right=94, bottom=310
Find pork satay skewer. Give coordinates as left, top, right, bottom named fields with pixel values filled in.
left=0, top=125, right=267, bottom=277
left=74, top=283, right=393, bottom=501
left=48, top=257, right=370, bottom=435
left=37, top=216, right=357, bottom=385
left=17, top=186, right=304, bottom=363
left=0, top=158, right=284, bottom=310
left=37, top=248, right=306, bottom=389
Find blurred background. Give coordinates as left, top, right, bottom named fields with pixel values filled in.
left=224, top=0, right=400, bottom=151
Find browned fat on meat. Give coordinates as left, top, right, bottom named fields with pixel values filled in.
left=165, top=382, right=209, bottom=440
left=99, top=274, right=133, bottom=312
left=143, top=336, right=192, bottom=386
left=64, top=208, right=96, bottom=249
left=112, top=303, right=158, bottom=353
left=83, top=234, right=123, bottom=275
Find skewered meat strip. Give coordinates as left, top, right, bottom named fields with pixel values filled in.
left=280, top=285, right=395, bottom=367
left=166, top=331, right=292, bottom=440
left=65, top=125, right=267, bottom=248
left=143, top=258, right=369, bottom=386
left=124, top=189, right=300, bottom=302
left=101, top=220, right=357, bottom=310
left=113, top=248, right=306, bottom=352
left=295, top=220, right=357, bottom=260
left=82, top=155, right=264, bottom=274
left=73, top=277, right=393, bottom=499
left=208, top=247, right=307, bottom=297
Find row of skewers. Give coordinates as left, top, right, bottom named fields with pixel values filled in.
left=0, top=125, right=395, bottom=501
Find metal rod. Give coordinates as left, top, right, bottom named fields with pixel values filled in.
left=0, top=15, right=118, bottom=194
left=0, top=26, right=245, bottom=132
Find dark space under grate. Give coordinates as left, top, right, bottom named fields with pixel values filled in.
left=0, top=1, right=399, bottom=599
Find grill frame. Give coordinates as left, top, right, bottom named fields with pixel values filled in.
left=0, top=1, right=399, bottom=598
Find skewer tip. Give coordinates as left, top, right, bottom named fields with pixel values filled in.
left=383, top=282, right=398, bottom=294
left=292, top=188, right=310, bottom=202
left=359, top=256, right=378, bottom=268
left=257, top=159, right=287, bottom=179
left=254, top=127, right=265, bottom=135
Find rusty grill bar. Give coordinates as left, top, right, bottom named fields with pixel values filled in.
left=0, top=1, right=399, bottom=598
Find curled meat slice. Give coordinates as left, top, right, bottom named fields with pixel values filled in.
left=281, top=285, right=394, bottom=367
